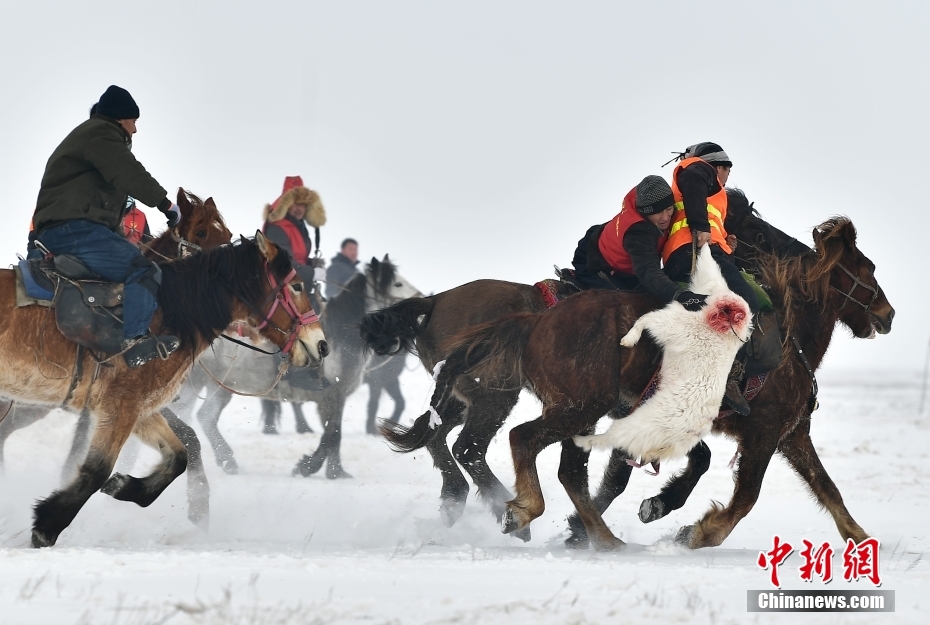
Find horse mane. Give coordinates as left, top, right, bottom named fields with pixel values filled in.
left=157, top=238, right=295, bottom=349
left=756, top=216, right=856, bottom=337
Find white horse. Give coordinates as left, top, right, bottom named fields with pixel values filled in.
left=574, top=245, right=753, bottom=464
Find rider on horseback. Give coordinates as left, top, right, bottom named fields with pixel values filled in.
left=30, top=85, right=182, bottom=368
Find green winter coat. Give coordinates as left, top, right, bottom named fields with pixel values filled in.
left=32, top=115, right=169, bottom=234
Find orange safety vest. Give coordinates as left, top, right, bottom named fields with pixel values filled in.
left=597, top=186, right=668, bottom=275
left=662, top=157, right=731, bottom=263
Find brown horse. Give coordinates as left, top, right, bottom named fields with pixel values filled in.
left=429, top=217, right=893, bottom=550
left=0, top=189, right=233, bottom=528
left=0, top=231, right=327, bottom=547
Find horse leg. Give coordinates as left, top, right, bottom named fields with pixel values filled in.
left=558, top=434, right=626, bottom=551
left=162, top=407, right=210, bottom=530
left=430, top=419, right=470, bottom=529
left=32, top=408, right=135, bottom=548
left=292, top=403, right=313, bottom=434
left=365, top=380, right=383, bottom=435
left=261, top=399, right=280, bottom=435
left=451, top=389, right=520, bottom=526
left=676, top=429, right=779, bottom=549
left=565, top=448, right=635, bottom=549
left=61, top=408, right=93, bottom=485
left=777, top=418, right=868, bottom=543
left=196, top=388, right=237, bottom=474
left=639, top=440, right=712, bottom=523
left=1, top=402, right=51, bottom=473
left=502, top=404, right=603, bottom=537
left=384, top=371, right=405, bottom=424
left=293, top=393, right=352, bottom=479
left=100, top=411, right=188, bottom=508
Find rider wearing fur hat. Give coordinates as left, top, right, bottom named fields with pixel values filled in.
left=262, top=176, right=326, bottom=286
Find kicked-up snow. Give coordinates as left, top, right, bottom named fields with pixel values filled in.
left=0, top=362, right=927, bottom=624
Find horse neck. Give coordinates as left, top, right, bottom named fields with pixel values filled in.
left=323, top=273, right=368, bottom=344
left=143, top=232, right=178, bottom=261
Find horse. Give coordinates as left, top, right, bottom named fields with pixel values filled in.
left=0, top=231, right=327, bottom=547
left=428, top=216, right=894, bottom=550
left=0, top=189, right=233, bottom=528
left=361, top=277, right=577, bottom=537
left=175, top=256, right=420, bottom=478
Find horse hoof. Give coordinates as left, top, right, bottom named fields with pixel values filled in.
left=439, top=498, right=466, bottom=527
left=511, top=525, right=532, bottom=543
left=188, top=506, right=210, bottom=530
left=325, top=465, right=353, bottom=480
left=675, top=525, right=695, bottom=546
left=501, top=507, right=523, bottom=535
left=564, top=532, right=590, bottom=550
left=292, top=455, right=322, bottom=477
left=593, top=537, right=626, bottom=552
left=100, top=473, right=131, bottom=497
left=639, top=497, right=665, bottom=523
left=220, top=459, right=238, bottom=475
left=31, top=529, right=56, bottom=548
left=262, top=426, right=279, bottom=435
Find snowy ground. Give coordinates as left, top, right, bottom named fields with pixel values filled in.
left=0, top=361, right=927, bottom=624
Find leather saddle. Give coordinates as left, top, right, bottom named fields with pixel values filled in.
left=21, top=255, right=125, bottom=353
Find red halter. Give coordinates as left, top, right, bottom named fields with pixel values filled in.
left=253, top=263, right=320, bottom=354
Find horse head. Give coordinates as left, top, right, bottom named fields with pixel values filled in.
left=248, top=231, right=329, bottom=367
left=808, top=218, right=894, bottom=338
left=365, top=254, right=422, bottom=311
left=173, top=188, right=233, bottom=255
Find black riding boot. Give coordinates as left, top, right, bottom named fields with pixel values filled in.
left=122, top=334, right=180, bottom=368
left=722, top=358, right=751, bottom=416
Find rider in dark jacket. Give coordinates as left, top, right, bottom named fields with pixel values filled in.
left=31, top=85, right=182, bottom=367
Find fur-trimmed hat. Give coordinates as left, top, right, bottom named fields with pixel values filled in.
left=263, top=176, right=327, bottom=228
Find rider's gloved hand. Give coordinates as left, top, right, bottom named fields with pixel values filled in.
left=162, top=203, right=182, bottom=228
left=676, top=290, right=708, bottom=312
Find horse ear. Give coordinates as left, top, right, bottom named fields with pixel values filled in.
left=382, top=253, right=390, bottom=263
left=176, top=188, right=193, bottom=217
left=839, top=219, right=857, bottom=248
left=255, top=230, right=278, bottom=260
left=811, top=226, right=824, bottom=249
left=205, top=197, right=217, bottom=210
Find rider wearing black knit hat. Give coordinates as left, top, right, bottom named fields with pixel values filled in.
left=572, top=174, right=689, bottom=303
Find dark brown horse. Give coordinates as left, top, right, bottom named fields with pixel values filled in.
left=361, top=277, right=576, bottom=538
left=429, top=216, right=893, bottom=550
left=0, top=189, right=233, bottom=528
left=0, top=232, right=327, bottom=547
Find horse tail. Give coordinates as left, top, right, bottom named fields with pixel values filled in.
left=359, top=296, right=435, bottom=356
left=432, top=312, right=539, bottom=408
left=379, top=411, right=436, bottom=453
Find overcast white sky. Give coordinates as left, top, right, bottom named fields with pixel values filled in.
left=1, top=1, right=925, bottom=371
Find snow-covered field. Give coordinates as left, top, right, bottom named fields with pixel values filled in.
left=1, top=362, right=926, bottom=624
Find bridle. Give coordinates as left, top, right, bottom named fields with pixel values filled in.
left=830, top=263, right=879, bottom=313
left=170, top=228, right=203, bottom=258
left=242, top=262, right=320, bottom=355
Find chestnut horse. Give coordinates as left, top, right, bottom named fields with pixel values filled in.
left=429, top=217, right=893, bottom=550
left=0, top=189, right=232, bottom=528
left=0, top=232, right=327, bottom=547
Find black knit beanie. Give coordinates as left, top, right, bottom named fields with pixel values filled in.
left=685, top=142, right=732, bottom=168
left=634, top=175, right=674, bottom=215
left=94, top=85, right=140, bottom=120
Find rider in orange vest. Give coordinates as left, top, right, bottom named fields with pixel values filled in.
left=662, top=142, right=759, bottom=415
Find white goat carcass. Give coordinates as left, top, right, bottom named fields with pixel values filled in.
left=574, top=244, right=753, bottom=464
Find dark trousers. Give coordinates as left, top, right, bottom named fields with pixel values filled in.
left=665, top=243, right=760, bottom=314
left=37, top=219, right=158, bottom=338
